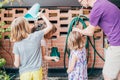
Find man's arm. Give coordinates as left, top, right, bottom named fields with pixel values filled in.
left=73, top=24, right=96, bottom=36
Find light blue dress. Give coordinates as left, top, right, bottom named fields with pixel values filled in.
left=68, top=47, right=88, bottom=80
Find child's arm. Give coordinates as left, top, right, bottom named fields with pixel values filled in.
left=41, top=39, right=59, bottom=62
left=39, top=13, right=53, bottom=35
left=44, top=55, right=59, bottom=62
left=14, top=54, right=20, bottom=68
left=41, top=46, right=59, bottom=62
left=67, top=54, right=77, bottom=73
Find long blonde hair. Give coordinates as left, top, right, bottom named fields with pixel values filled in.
left=10, top=17, right=31, bottom=42
left=68, top=31, right=85, bottom=50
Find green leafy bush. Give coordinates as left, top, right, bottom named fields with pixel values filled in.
left=0, top=58, right=6, bottom=67
left=0, top=22, right=11, bottom=39
left=0, top=70, right=10, bottom=80
left=0, top=22, right=11, bottom=80
left=0, top=58, right=10, bottom=80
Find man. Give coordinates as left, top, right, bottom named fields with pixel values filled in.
left=73, top=0, right=120, bottom=80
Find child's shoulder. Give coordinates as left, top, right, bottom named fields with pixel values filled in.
left=71, top=50, right=79, bottom=56
left=13, top=41, right=20, bottom=47
left=14, top=41, right=20, bottom=44
left=72, top=47, right=86, bottom=54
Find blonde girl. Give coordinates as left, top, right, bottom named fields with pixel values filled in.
left=67, top=31, right=88, bottom=80
left=11, top=13, right=57, bottom=80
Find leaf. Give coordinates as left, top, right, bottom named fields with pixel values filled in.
left=0, top=22, right=6, bottom=26
left=0, top=35, right=2, bottom=39
left=4, top=75, right=10, bottom=80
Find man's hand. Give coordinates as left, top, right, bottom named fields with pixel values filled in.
left=72, top=27, right=81, bottom=32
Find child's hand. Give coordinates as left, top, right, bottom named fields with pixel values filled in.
left=67, top=69, right=70, bottom=74
left=67, top=69, right=69, bottom=74
left=52, top=56, right=59, bottom=62
left=37, top=9, right=44, bottom=18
